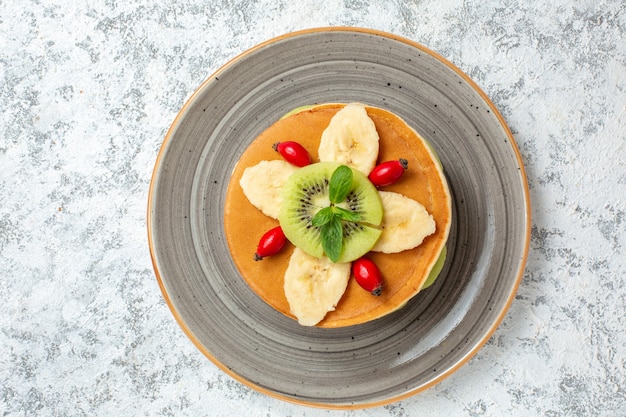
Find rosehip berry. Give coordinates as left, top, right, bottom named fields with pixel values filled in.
left=368, top=158, right=408, bottom=187
left=272, top=141, right=312, bottom=167
left=352, top=257, right=383, bottom=296
left=254, top=226, right=287, bottom=261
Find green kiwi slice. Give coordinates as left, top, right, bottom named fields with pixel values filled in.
left=421, top=245, right=447, bottom=289
left=279, top=162, right=383, bottom=263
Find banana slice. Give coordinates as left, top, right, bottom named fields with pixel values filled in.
left=318, top=103, right=380, bottom=175
left=371, top=191, right=436, bottom=253
left=239, top=160, right=298, bottom=219
left=283, top=247, right=351, bottom=326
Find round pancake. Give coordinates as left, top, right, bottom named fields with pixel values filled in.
left=224, top=104, right=452, bottom=327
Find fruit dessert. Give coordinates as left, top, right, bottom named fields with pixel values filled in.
left=224, top=103, right=451, bottom=327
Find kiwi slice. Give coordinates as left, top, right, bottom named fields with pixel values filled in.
left=421, top=245, right=447, bottom=290
left=279, top=162, right=383, bottom=263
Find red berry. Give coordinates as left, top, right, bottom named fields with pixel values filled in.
left=352, top=257, right=383, bottom=296
left=272, top=141, right=312, bottom=167
left=368, top=158, right=408, bottom=187
left=254, top=226, right=287, bottom=261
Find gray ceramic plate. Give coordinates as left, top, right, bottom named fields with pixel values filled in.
left=148, top=28, right=531, bottom=409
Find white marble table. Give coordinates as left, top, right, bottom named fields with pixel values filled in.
left=1, top=1, right=625, bottom=416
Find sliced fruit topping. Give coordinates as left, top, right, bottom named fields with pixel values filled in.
left=272, top=141, right=312, bottom=167
left=239, top=160, right=298, bottom=219
left=371, top=191, right=436, bottom=253
left=254, top=226, right=287, bottom=261
left=368, top=158, right=408, bottom=187
left=421, top=246, right=447, bottom=290
left=283, top=247, right=351, bottom=326
left=280, top=104, right=315, bottom=119
left=278, top=161, right=383, bottom=263
left=318, top=103, right=380, bottom=175
left=352, top=257, right=383, bottom=296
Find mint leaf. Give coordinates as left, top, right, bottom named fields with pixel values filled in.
left=332, top=206, right=361, bottom=222
left=314, top=165, right=358, bottom=262
left=329, top=165, right=353, bottom=204
left=311, top=206, right=334, bottom=227
left=320, top=216, right=343, bottom=262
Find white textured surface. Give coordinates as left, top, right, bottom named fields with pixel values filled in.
left=1, top=1, right=625, bottom=416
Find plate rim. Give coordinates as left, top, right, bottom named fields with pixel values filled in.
left=146, top=26, right=532, bottom=409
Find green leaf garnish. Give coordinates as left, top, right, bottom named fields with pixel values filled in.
left=332, top=206, right=361, bottom=222
left=320, top=216, right=343, bottom=262
left=329, top=165, right=353, bottom=204
left=311, top=206, right=334, bottom=227
left=315, top=165, right=363, bottom=262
